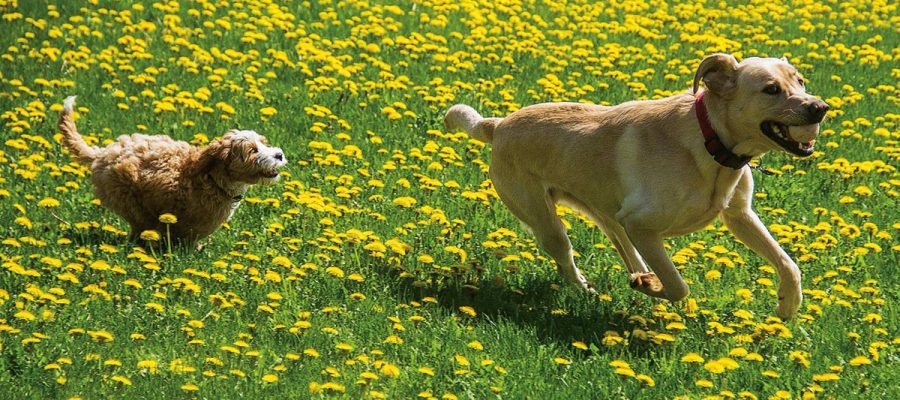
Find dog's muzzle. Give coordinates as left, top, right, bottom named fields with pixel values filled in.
left=760, top=121, right=817, bottom=157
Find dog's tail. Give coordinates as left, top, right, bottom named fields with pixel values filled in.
left=58, top=96, right=99, bottom=165
left=444, top=104, right=501, bottom=143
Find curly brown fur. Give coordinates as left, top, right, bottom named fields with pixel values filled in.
left=58, top=96, right=287, bottom=243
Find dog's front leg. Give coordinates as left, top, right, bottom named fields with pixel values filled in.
left=722, top=171, right=802, bottom=319
left=722, top=208, right=801, bottom=319
left=621, top=226, right=690, bottom=302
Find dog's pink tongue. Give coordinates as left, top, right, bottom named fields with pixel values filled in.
left=788, top=124, right=819, bottom=143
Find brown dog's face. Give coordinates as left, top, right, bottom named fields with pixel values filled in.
left=695, top=54, right=829, bottom=157
left=212, top=130, right=287, bottom=184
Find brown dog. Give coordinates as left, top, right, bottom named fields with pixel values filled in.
left=58, top=96, right=287, bottom=243
left=445, top=54, right=828, bottom=319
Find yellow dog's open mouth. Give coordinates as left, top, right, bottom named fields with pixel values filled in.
left=760, top=121, right=816, bottom=157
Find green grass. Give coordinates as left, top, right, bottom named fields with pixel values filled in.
left=0, top=0, right=898, bottom=399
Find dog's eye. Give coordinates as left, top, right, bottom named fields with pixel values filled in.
left=763, top=84, right=781, bottom=95
left=798, top=78, right=805, bottom=86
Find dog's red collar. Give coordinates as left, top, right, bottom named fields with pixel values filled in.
left=695, top=92, right=751, bottom=170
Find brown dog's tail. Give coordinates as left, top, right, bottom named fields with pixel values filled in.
left=444, top=104, right=501, bottom=143
left=58, top=96, right=98, bottom=165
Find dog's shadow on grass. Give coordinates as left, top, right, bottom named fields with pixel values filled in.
left=384, top=264, right=659, bottom=356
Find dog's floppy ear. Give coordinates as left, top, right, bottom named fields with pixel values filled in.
left=692, top=53, right=739, bottom=95
left=192, top=133, right=234, bottom=175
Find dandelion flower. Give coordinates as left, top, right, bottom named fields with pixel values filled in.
left=703, top=360, right=726, bottom=374
left=454, top=354, right=470, bottom=367
left=392, top=197, right=417, bottom=208
left=137, top=359, right=159, bottom=374
left=335, top=343, right=353, bottom=351
left=635, top=374, right=655, bottom=387
left=38, top=197, right=60, bottom=208
left=140, top=230, right=160, bottom=241
left=849, top=356, right=871, bottom=366
left=384, top=335, right=403, bottom=345
left=812, top=373, right=839, bottom=382
left=380, top=363, right=400, bottom=378
left=695, top=379, right=714, bottom=388
left=181, top=383, right=199, bottom=391
left=680, top=353, right=705, bottom=363
left=762, top=370, right=780, bottom=378
left=325, top=266, right=345, bottom=278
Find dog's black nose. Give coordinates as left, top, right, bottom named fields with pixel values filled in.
left=807, top=101, right=829, bottom=123
left=274, top=152, right=284, bottom=161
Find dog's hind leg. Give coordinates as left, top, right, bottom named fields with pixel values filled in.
left=491, top=167, right=594, bottom=292
left=618, top=224, right=690, bottom=302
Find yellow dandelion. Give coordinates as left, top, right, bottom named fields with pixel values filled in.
left=303, top=348, right=320, bottom=358
left=848, top=356, right=871, bottom=366
left=554, top=357, right=572, bottom=365
left=87, top=330, right=114, bottom=343
left=158, top=213, right=178, bottom=224
left=635, top=374, right=655, bottom=387
left=392, top=196, right=417, bottom=208
left=762, top=370, right=780, bottom=378
left=380, top=363, right=400, bottom=378
left=454, top=354, right=470, bottom=367
left=38, top=197, right=60, bottom=208
left=384, top=335, right=404, bottom=345
left=137, top=359, right=159, bottom=374
left=458, top=306, right=476, bottom=317
left=695, top=379, right=714, bottom=388
left=705, top=270, right=722, bottom=280
left=681, top=353, right=705, bottom=363
left=812, top=373, right=840, bottom=382
left=181, top=383, right=199, bottom=391
left=703, top=360, right=726, bottom=374
left=140, top=230, right=160, bottom=241
left=325, top=266, right=345, bottom=278
left=335, top=342, right=353, bottom=351
left=15, top=310, right=36, bottom=321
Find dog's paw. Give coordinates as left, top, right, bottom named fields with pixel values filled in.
left=629, top=273, right=667, bottom=299
left=568, top=273, right=597, bottom=294
left=775, top=286, right=802, bottom=320
left=557, top=266, right=596, bottom=293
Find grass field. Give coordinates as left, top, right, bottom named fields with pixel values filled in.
left=1, top=0, right=898, bottom=398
